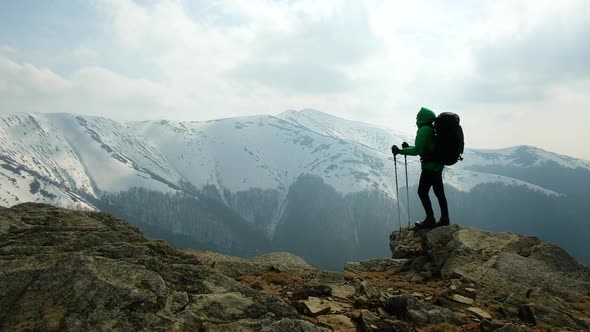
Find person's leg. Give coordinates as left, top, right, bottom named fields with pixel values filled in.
left=417, top=170, right=435, bottom=227
left=432, top=170, right=450, bottom=225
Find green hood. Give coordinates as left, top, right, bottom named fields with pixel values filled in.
left=416, top=107, right=436, bottom=127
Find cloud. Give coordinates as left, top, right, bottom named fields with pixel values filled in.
left=2, top=0, right=590, bottom=158
left=0, top=56, right=71, bottom=97
left=58, top=0, right=375, bottom=122
left=233, top=61, right=353, bottom=94
left=227, top=1, right=379, bottom=95
left=457, top=0, right=590, bottom=104
left=0, top=56, right=178, bottom=119
left=74, top=46, right=98, bottom=58
left=0, top=45, right=17, bottom=54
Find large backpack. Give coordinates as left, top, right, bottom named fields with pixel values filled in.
left=432, top=112, right=464, bottom=165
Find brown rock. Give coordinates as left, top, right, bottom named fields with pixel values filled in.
left=318, top=315, right=356, bottom=332
left=467, top=306, right=492, bottom=319
left=301, top=297, right=331, bottom=315
left=358, top=309, right=380, bottom=332
left=330, top=284, right=356, bottom=299
left=451, top=294, right=474, bottom=305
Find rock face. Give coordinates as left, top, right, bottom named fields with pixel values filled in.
left=0, top=203, right=314, bottom=331
left=390, top=225, right=590, bottom=330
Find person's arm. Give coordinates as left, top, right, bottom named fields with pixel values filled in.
left=402, top=126, right=430, bottom=156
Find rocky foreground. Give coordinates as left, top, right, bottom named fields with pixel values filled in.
left=1, top=203, right=589, bottom=331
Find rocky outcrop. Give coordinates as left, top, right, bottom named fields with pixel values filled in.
left=0, top=203, right=317, bottom=331
left=390, top=225, right=590, bottom=330
left=2, top=203, right=589, bottom=331
left=184, top=249, right=317, bottom=279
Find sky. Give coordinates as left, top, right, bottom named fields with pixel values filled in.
left=0, top=0, right=589, bottom=160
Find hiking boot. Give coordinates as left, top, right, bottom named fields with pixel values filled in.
left=415, top=217, right=436, bottom=229
left=436, top=217, right=450, bottom=227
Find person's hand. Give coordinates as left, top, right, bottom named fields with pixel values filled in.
left=391, top=145, right=401, bottom=155
left=402, top=142, right=409, bottom=148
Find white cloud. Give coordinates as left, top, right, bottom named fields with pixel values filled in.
left=0, top=56, right=71, bottom=97
left=0, top=56, right=176, bottom=119
left=74, top=46, right=98, bottom=58
left=0, top=45, right=17, bottom=54
left=2, top=0, right=590, bottom=159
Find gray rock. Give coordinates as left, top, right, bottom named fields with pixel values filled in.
left=517, top=304, right=536, bottom=326
left=383, top=294, right=464, bottom=325
left=0, top=203, right=315, bottom=331
left=185, top=249, right=316, bottom=278
left=261, top=318, right=325, bottom=332
left=329, top=284, right=356, bottom=299
left=300, top=297, right=331, bottom=315
left=345, top=258, right=408, bottom=273
left=389, top=224, right=590, bottom=330
left=384, top=294, right=413, bottom=317
left=494, top=324, right=528, bottom=332
left=358, top=309, right=380, bottom=332
left=317, top=315, right=356, bottom=331
left=479, top=319, right=506, bottom=331
left=423, top=226, right=590, bottom=297
left=380, top=319, right=416, bottom=332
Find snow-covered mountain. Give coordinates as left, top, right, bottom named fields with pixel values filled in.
left=1, top=110, right=589, bottom=267
left=0, top=110, right=567, bottom=213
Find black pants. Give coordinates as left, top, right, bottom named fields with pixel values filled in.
left=418, top=169, right=449, bottom=219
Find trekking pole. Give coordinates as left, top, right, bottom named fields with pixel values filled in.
left=394, top=154, right=401, bottom=231
left=404, top=154, right=410, bottom=228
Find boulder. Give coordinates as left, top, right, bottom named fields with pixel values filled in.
left=301, top=297, right=331, bottom=316
left=390, top=224, right=590, bottom=330
left=422, top=226, right=590, bottom=298
left=185, top=249, right=316, bottom=278
left=383, top=294, right=464, bottom=325
left=357, top=309, right=380, bottom=332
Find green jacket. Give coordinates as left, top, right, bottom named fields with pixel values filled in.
left=401, top=107, right=444, bottom=171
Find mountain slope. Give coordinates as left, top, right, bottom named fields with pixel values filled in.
left=0, top=110, right=588, bottom=267
left=0, top=111, right=573, bottom=208
left=278, top=109, right=411, bottom=153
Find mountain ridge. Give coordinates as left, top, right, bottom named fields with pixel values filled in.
left=2, top=109, right=581, bottom=206
left=1, top=110, right=589, bottom=267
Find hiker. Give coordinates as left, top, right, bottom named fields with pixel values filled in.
left=391, top=107, right=449, bottom=229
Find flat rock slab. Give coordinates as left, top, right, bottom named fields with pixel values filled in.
left=184, top=250, right=316, bottom=278
left=452, top=294, right=474, bottom=305
left=318, top=315, right=356, bottom=332
left=302, top=297, right=331, bottom=315
left=323, top=299, right=352, bottom=314
left=467, top=306, right=492, bottom=319
left=330, top=284, right=356, bottom=299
